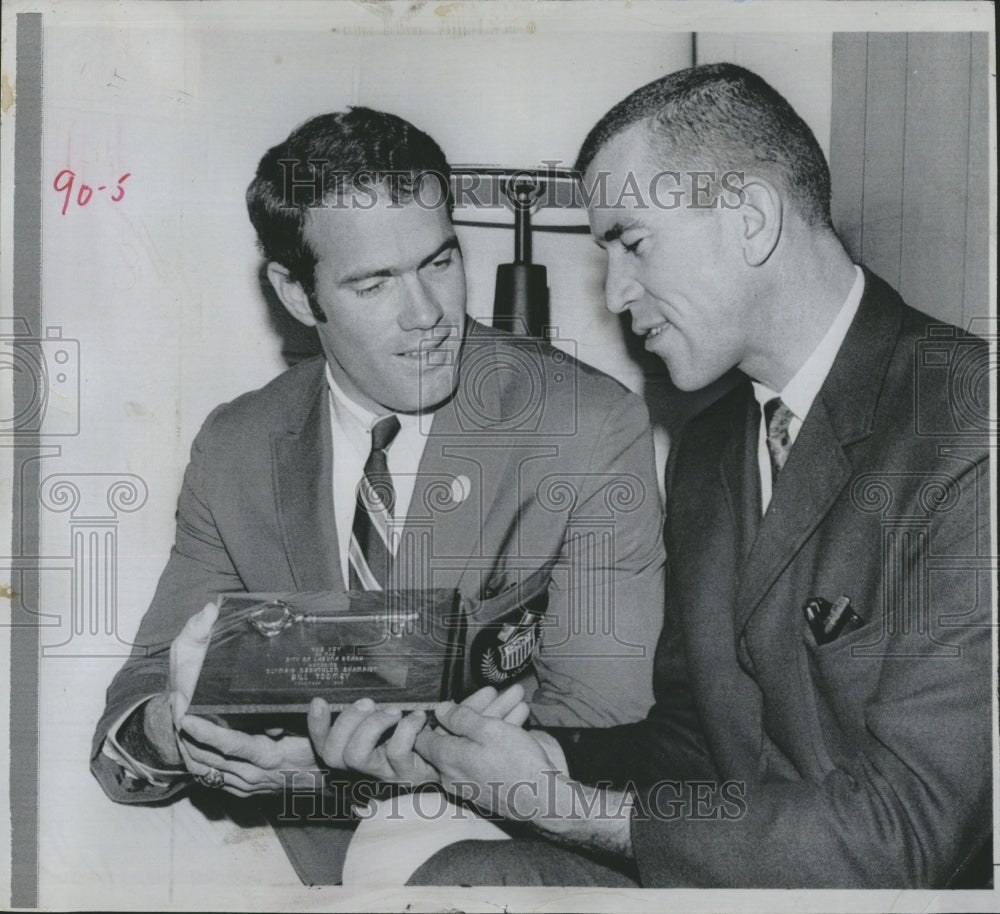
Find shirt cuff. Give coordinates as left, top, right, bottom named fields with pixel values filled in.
left=101, top=696, right=189, bottom=788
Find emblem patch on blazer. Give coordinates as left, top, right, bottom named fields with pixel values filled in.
left=472, top=607, right=545, bottom=686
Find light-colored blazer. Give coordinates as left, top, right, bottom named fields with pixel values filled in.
left=92, top=319, right=667, bottom=882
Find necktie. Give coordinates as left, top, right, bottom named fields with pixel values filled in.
left=764, top=397, right=794, bottom=484
left=348, top=414, right=400, bottom=591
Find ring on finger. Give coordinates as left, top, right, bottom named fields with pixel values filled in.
left=194, top=766, right=225, bottom=789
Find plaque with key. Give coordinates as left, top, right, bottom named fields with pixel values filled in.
left=185, top=565, right=552, bottom=726
left=187, top=589, right=463, bottom=718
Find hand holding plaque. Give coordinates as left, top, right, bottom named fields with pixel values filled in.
left=306, top=683, right=531, bottom=785
left=184, top=566, right=552, bottom=732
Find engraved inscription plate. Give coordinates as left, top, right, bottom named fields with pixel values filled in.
left=188, top=589, right=464, bottom=717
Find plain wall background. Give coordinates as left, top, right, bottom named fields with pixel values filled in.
left=829, top=31, right=991, bottom=331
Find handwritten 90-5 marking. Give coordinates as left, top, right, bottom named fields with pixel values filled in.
left=53, top=169, right=130, bottom=215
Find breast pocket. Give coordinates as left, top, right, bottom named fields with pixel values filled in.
left=803, top=620, right=886, bottom=748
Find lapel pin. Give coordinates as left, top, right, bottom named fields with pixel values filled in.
left=451, top=474, right=471, bottom=504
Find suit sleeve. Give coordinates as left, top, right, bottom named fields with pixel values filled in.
left=550, top=424, right=717, bottom=784
left=527, top=388, right=666, bottom=728
left=90, top=407, right=245, bottom=803
left=550, top=618, right=717, bottom=788
left=627, top=454, right=993, bottom=887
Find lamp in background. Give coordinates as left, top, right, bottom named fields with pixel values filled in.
left=450, top=166, right=589, bottom=338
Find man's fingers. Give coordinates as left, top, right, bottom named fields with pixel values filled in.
left=182, top=739, right=262, bottom=783
left=432, top=700, right=457, bottom=725
left=313, top=698, right=376, bottom=769
left=342, top=708, right=402, bottom=770
left=176, top=727, right=198, bottom=773
left=180, top=713, right=245, bottom=755
left=481, top=683, right=525, bottom=719
left=178, top=716, right=316, bottom=792
left=186, top=601, right=219, bottom=641
left=183, top=751, right=272, bottom=796
left=390, top=709, right=427, bottom=747
left=169, top=602, right=219, bottom=708
left=503, top=702, right=531, bottom=727
left=435, top=704, right=491, bottom=741
left=180, top=737, right=229, bottom=771
left=181, top=737, right=286, bottom=791
left=384, top=710, right=429, bottom=779
left=413, top=727, right=468, bottom=777
left=173, top=602, right=218, bottom=655
left=180, top=714, right=313, bottom=770
left=437, top=692, right=520, bottom=733
left=413, top=726, right=448, bottom=765
left=180, top=713, right=290, bottom=770
left=168, top=689, right=188, bottom=729
left=307, top=698, right=333, bottom=755
left=458, top=686, right=498, bottom=714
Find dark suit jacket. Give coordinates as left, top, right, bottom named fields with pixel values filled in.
left=91, top=320, right=666, bottom=881
left=557, top=270, right=992, bottom=887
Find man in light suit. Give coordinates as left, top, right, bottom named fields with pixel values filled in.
left=396, top=63, right=993, bottom=887
left=90, top=108, right=666, bottom=884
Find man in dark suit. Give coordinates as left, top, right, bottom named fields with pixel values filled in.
left=396, top=63, right=992, bottom=888
left=90, top=108, right=666, bottom=884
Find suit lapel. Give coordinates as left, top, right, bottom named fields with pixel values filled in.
left=734, top=268, right=904, bottom=632
left=270, top=363, right=343, bottom=592
left=718, top=387, right=763, bottom=568
left=672, top=386, right=765, bottom=776
left=678, top=382, right=756, bottom=593
left=737, top=400, right=852, bottom=630
left=399, top=322, right=517, bottom=594
left=267, top=322, right=517, bottom=598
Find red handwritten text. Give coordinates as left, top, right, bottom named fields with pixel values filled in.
left=53, top=169, right=131, bottom=216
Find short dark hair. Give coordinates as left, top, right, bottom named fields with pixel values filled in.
left=576, top=63, right=832, bottom=228
left=246, top=107, right=452, bottom=314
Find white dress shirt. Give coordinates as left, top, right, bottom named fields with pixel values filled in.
left=326, top=364, right=428, bottom=585
left=752, top=266, right=865, bottom=514
left=103, top=363, right=435, bottom=783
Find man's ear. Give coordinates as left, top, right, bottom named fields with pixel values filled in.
left=739, top=179, right=782, bottom=266
left=266, top=262, right=320, bottom=326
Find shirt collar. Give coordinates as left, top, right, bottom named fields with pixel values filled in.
left=752, top=265, right=865, bottom=421
left=324, top=364, right=420, bottom=441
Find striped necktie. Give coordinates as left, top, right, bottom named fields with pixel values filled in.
left=764, top=397, right=795, bottom=484
left=348, top=414, right=400, bottom=591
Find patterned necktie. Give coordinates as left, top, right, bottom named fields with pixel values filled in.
left=348, top=414, right=400, bottom=591
left=764, top=397, right=795, bottom=484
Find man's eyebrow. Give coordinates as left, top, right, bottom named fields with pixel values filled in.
left=602, top=222, right=628, bottom=244
left=339, top=237, right=460, bottom=286
left=417, top=236, right=460, bottom=270
left=593, top=221, right=631, bottom=249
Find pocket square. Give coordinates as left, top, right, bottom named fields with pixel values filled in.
left=803, top=595, right=864, bottom=645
